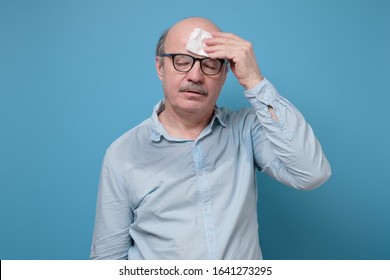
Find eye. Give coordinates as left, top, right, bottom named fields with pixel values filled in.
left=202, top=59, right=220, bottom=70
left=174, top=55, right=193, bottom=68
left=176, top=61, right=191, bottom=67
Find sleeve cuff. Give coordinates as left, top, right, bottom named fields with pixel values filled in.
left=244, top=78, right=281, bottom=106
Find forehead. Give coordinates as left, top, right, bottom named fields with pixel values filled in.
left=165, top=18, right=220, bottom=52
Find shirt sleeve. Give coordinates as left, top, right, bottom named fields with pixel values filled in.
left=90, top=152, right=132, bottom=259
left=244, top=78, right=331, bottom=190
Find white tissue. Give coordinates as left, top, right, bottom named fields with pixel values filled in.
left=186, top=28, right=212, bottom=57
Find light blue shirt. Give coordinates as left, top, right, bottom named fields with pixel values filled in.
left=90, top=79, right=331, bottom=259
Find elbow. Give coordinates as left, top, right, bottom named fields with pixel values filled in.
left=309, top=165, right=331, bottom=190
left=297, top=162, right=332, bottom=191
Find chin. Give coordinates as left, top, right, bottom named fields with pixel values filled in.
left=180, top=101, right=215, bottom=116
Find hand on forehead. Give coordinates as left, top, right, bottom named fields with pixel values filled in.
left=185, top=28, right=212, bottom=57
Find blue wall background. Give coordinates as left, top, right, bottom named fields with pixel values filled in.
left=1, top=0, right=389, bottom=259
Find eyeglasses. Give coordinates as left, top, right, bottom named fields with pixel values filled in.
left=160, top=53, right=227, bottom=76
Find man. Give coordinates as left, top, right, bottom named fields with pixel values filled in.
left=90, top=17, right=331, bottom=260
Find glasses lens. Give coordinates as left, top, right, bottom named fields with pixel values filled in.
left=173, top=55, right=194, bottom=72
left=201, top=58, right=222, bottom=75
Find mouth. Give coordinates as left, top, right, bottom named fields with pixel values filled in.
left=179, top=84, right=208, bottom=96
left=185, top=90, right=205, bottom=95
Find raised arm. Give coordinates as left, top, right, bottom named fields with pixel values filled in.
left=205, top=32, right=331, bottom=189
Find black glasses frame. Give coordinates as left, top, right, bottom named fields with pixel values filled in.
left=160, top=53, right=228, bottom=76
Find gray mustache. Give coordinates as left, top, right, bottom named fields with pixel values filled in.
left=179, top=84, right=208, bottom=96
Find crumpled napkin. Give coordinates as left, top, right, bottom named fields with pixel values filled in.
left=185, top=28, right=212, bottom=57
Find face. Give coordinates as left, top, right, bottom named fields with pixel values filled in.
left=156, top=18, right=227, bottom=118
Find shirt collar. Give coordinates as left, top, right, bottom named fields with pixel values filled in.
left=150, top=100, right=226, bottom=142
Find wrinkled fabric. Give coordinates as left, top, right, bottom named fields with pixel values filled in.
left=90, top=78, right=331, bottom=260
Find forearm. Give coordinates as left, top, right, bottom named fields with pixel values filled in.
left=245, top=79, right=331, bottom=189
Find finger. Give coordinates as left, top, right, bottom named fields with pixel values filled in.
left=209, top=31, right=244, bottom=41
left=204, top=35, right=244, bottom=47
left=203, top=37, right=226, bottom=46
left=205, top=39, right=248, bottom=59
left=204, top=31, right=245, bottom=48
left=204, top=37, right=243, bottom=54
left=204, top=44, right=239, bottom=60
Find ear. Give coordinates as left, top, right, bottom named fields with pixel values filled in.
left=156, top=56, right=164, bottom=81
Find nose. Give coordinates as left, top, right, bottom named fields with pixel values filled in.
left=186, top=60, right=204, bottom=83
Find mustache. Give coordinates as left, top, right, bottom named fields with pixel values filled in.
left=179, top=83, right=208, bottom=96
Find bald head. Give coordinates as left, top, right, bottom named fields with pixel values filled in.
left=156, top=17, right=221, bottom=56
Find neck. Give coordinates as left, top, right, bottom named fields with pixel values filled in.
left=158, top=105, right=214, bottom=140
